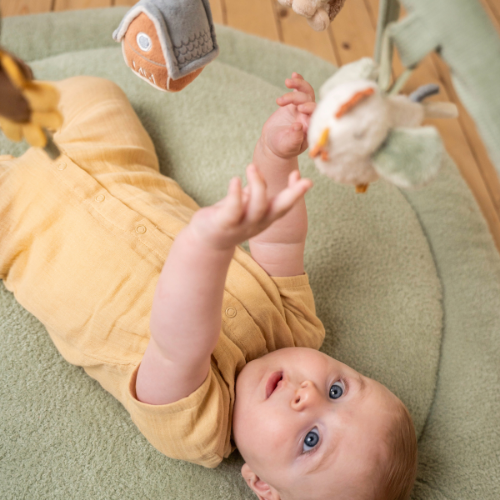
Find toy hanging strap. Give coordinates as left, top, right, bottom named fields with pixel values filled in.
left=374, top=0, right=401, bottom=92
left=374, top=0, right=400, bottom=64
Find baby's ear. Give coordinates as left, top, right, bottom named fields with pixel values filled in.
left=241, top=463, right=281, bottom=500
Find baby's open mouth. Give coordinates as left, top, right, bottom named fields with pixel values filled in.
left=265, top=371, right=283, bottom=399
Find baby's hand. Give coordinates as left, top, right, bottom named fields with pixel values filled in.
left=261, top=73, right=316, bottom=159
left=189, top=164, right=312, bottom=250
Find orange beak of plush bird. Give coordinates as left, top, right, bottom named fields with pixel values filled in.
left=309, top=127, right=330, bottom=160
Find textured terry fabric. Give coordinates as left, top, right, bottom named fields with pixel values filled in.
left=0, top=76, right=324, bottom=468
left=4, top=7, right=499, bottom=500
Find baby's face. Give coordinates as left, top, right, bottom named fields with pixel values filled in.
left=233, top=347, right=401, bottom=499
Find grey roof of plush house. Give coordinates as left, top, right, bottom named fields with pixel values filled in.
left=113, top=0, right=219, bottom=81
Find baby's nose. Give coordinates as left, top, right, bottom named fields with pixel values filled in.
left=291, top=380, right=320, bottom=411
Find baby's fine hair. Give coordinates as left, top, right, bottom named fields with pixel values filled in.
left=379, top=400, right=418, bottom=500
left=279, top=399, right=418, bottom=500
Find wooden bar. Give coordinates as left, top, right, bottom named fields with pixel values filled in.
left=484, top=0, right=500, bottom=27
left=224, top=0, right=279, bottom=40
left=113, top=0, right=225, bottom=23
left=54, top=0, right=113, bottom=10
left=0, top=0, right=53, bottom=16
left=479, top=0, right=500, bottom=33
left=114, top=0, right=136, bottom=6
left=328, top=0, right=376, bottom=64
left=208, top=0, right=225, bottom=25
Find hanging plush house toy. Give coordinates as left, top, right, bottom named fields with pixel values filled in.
left=308, top=58, right=459, bottom=193
left=113, top=0, right=219, bottom=92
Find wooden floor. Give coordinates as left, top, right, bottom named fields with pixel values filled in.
left=2, top=0, right=500, bottom=250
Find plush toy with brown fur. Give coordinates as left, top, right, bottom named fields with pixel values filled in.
left=277, top=0, right=346, bottom=31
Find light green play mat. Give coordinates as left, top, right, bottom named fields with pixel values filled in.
left=0, top=7, right=499, bottom=500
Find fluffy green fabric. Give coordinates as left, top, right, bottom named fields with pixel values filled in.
left=373, top=126, right=444, bottom=188
left=0, top=7, right=499, bottom=499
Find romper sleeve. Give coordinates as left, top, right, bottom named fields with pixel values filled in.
left=271, top=273, right=326, bottom=350
left=124, top=363, right=232, bottom=468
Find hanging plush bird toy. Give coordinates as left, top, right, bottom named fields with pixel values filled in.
left=113, top=0, right=219, bottom=92
left=308, top=58, right=458, bottom=193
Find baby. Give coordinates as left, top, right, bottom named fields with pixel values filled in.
left=0, top=74, right=417, bottom=500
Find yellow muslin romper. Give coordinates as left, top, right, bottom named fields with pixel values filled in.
left=0, top=76, right=325, bottom=468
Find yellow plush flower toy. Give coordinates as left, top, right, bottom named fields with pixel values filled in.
left=0, top=47, right=62, bottom=159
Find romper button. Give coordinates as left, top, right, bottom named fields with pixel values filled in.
left=57, top=162, right=67, bottom=170
left=136, top=225, right=147, bottom=234
left=225, top=307, right=237, bottom=318
left=95, top=194, right=105, bottom=202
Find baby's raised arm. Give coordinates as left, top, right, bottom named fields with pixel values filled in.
left=135, top=165, right=311, bottom=406
left=249, top=73, right=317, bottom=277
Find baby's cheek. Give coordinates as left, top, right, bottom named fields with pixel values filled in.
left=257, top=409, right=293, bottom=449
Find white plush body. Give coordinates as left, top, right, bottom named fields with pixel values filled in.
left=308, top=80, right=426, bottom=186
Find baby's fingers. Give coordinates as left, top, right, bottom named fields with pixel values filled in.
left=245, top=164, right=268, bottom=223
left=242, top=184, right=251, bottom=207
left=297, top=102, right=317, bottom=115
left=217, top=177, right=243, bottom=227
left=267, top=173, right=313, bottom=222
left=277, top=91, right=313, bottom=108
left=285, top=75, right=315, bottom=101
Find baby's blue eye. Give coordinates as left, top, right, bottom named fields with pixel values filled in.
left=303, top=428, right=320, bottom=453
left=329, top=382, right=344, bottom=400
